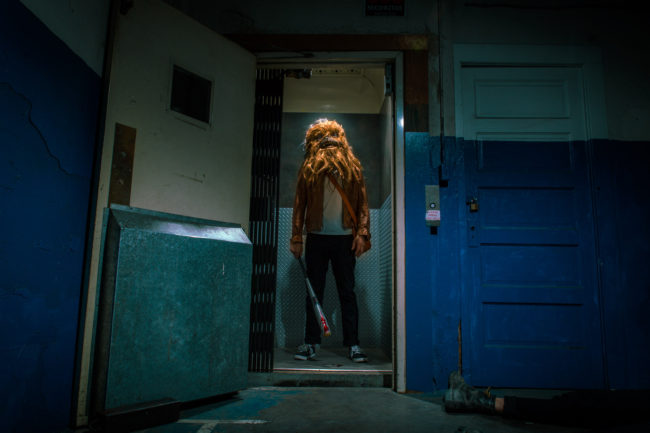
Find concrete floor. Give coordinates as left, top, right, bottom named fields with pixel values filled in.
left=80, top=349, right=649, bottom=433
left=126, top=386, right=598, bottom=433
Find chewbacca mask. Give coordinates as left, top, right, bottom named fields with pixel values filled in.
left=301, top=119, right=363, bottom=185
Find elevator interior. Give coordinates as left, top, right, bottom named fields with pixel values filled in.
left=272, top=64, right=394, bottom=381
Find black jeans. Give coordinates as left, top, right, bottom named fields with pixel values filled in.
left=304, top=233, right=359, bottom=346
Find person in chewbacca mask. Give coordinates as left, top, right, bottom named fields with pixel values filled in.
left=290, top=119, right=371, bottom=363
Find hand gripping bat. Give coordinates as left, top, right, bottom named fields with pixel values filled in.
left=298, top=257, right=331, bottom=337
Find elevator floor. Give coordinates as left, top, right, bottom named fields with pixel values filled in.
left=274, top=346, right=391, bottom=372
left=248, top=346, right=392, bottom=388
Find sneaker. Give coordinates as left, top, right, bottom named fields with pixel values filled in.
left=294, top=343, right=317, bottom=360
left=443, top=371, right=495, bottom=414
left=349, top=345, right=368, bottom=363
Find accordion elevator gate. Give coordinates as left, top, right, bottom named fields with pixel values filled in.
left=248, top=68, right=283, bottom=373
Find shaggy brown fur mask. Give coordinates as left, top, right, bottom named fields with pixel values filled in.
left=301, top=119, right=363, bottom=185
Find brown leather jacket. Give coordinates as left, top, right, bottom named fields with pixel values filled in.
left=291, top=168, right=370, bottom=244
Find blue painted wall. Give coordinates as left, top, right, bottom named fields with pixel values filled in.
left=404, top=134, right=650, bottom=391
left=593, top=140, right=650, bottom=389
left=404, top=133, right=437, bottom=390
left=406, top=133, right=466, bottom=392
left=0, top=2, right=101, bottom=432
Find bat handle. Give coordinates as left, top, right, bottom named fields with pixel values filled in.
left=322, top=319, right=331, bottom=337
left=315, top=303, right=331, bottom=337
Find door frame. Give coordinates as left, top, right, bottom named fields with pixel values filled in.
left=257, top=51, right=406, bottom=392
left=452, top=44, right=609, bottom=383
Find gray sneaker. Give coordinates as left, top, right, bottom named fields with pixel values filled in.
left=349, top=345, right=368, bottom=363
left=294, top=343, right=317, bottom=360
left=443, top=371, right=495, bottom=414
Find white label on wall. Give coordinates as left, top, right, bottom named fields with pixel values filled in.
left=426, top=210, right=440, bottom=221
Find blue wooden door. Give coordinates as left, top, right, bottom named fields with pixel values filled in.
left=459, top=66, right=605, bottom=388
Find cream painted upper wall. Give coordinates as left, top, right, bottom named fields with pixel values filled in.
left=445, top=0, right=650, bottom=142
left=20, top=0, right=109, bottom=75
left=166, top=0, right=649, bottom=142
left=164, top=0, right=436, bottom=34
left=20, top=0, right=647, bottom=141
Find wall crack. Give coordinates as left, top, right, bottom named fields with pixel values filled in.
left=1, top=82, right=80, bottom=177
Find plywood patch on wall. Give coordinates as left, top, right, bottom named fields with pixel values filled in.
left=108, top=123, right=135, bottom=206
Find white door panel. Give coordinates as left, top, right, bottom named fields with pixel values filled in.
left=104, top=0, right=255, bottom=231
left=461, top=67, right=587, bottom=141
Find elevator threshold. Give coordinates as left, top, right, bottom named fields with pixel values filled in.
left=248, top=347, right=392, bottom=388
left=275, top=346, right=391, bottom=373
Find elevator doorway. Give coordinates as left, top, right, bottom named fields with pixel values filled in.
left=249, top=60, right=399, bottom=386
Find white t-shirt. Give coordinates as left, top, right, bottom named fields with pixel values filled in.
left=312, top=175, right=353, bottom=236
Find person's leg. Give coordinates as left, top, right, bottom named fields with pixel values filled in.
left=444, top=371, right=496, bottom=414
left=444, top=371, right=597, bottom=421
left=444, top=372, right=608, bottom=423
left=503, top=390, right=650, bottom=427
left=329, top=235, right=358, bottom=347
left=501, top=394, right=574, bottom=424
left=495, top=397, right=504, bottom=413
left=446, top=372, right=650, bottom=428
left=304, top=233, right=329, bottom=346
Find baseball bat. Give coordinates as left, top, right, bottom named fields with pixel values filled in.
left=298, top=257, right=331, bottom=337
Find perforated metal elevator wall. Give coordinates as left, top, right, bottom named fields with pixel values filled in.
left=275, top=195, right=392, bottom=356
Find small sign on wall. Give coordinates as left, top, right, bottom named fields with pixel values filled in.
left=365, top=0, right=404, bottom=16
